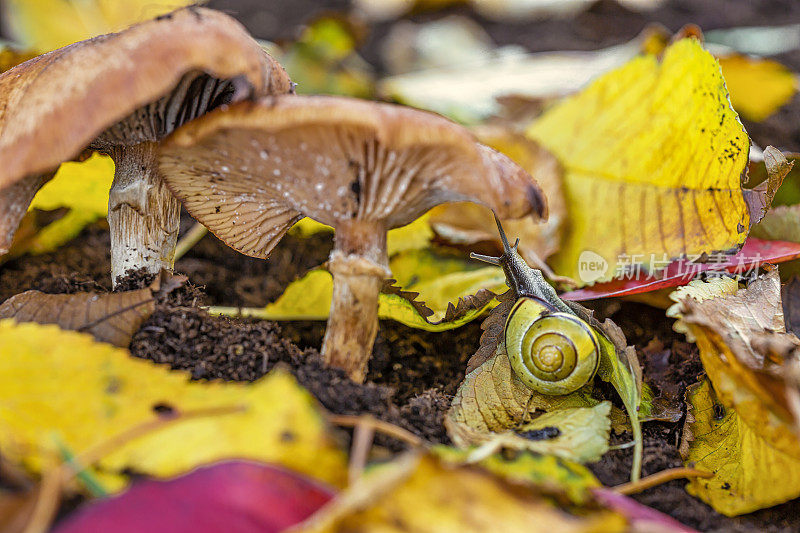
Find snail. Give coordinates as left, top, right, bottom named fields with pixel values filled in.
left=471, top=217, right=606, bottom=395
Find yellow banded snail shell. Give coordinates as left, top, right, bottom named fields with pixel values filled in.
left=472, top=215, right=603, bottom=396
left=504, top=297, right=600, bottom=395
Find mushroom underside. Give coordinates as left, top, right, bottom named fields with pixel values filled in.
left=92, top=71, right=257, bottom=284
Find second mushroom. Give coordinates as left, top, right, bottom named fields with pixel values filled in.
left=159, top=95, right=546, bottom=381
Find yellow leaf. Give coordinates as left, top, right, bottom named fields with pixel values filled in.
left=676, top=270, right=800, bottom=460
left=20, top=153, right=115, bottom=254
left=290, top=214, right=433, bottom=257
left=446, top=342, right=610, bottom=463
left=683, top=379, right=800, bottom=516
left=212, top=263, right=505, bottom=331
left=527, top=38, right=750, bottom=284
left=298, top=453, right=625, bottom=533
left=0, top=321, right=347, bottom=491
left=719, top=54, right=798, bottom=122
left=279, top=17, right=374, bottom=98
left=4, top=0, right=194, bottom=52
left=433, top=446, right=601, bottom=506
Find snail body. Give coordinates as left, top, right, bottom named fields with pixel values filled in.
left=472, top=217, right=604, bottom=395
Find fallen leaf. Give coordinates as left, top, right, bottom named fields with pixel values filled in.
left=666, top=276, right=741, bottom=342
left=527, top=38, right=750, bottom=284
left=682, top=379, right=800, bottom=516
left=592, top=488, right=699, bottom=533
left=279, top=16, right=374, bottom=98
left=718, top=53, right=798, bottom=122
left=432, top=446, right=601, bottom=506
left=0, top=321, right=348, bottom=491
left=674, top=269, right=800, bottom=461
left=429, top=127, right=566, bottom=268
left=5, top=153, right=115, bottom=257
left=3, top=0, right=194, bottom=52
left=743, top=146, right=794, bottom=228
left=0, top=273, right=184, bottom=347
left=297, top=452, right=626, bottom=533
left=211, top=266, right=506, bottom=331
left=446, top=340, right=610, bottom=463
left=53, top=461, right=334, bottom=533
left=560, top=237, right=800, bottom=301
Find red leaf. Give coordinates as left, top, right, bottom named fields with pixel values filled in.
left=54, top=461, right=333, bottom=533
left=592, top=488, right=698, bottom=533
left=561, top=239, right=800, bottom=301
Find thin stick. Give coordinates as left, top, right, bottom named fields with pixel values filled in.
left=61, top=405, right=244, bottom=483
left=22, top=469, right=61, bottom=533
left=329, top=414, right=423, bottom=448
left=613, top=467, right=713, bottom=495
left=348, top=419, right=375, bottom=485
left=174, top=223, right=208, bottom=261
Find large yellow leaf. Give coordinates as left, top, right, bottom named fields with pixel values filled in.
left=683, top=380, right=800, bottom=516
left=0, top=321, right=347, bottom=491
left=527, top=38, right=750, bottom=284
left=298, top=453, right=625, bottom=533
left=4, top=0, right=194, bottom=52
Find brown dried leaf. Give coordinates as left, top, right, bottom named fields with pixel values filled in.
left=0, top=272, right=185, bottom=347
left=466, top=289, right=516, bottom=373
left=678, top=268, right=800, bottom=459
left=744, top=146, right=794, bottom=227
left=381, top=279, right=495, bottom=327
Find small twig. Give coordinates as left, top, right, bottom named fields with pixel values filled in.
left=174, top=223, right=208, bottom=261
left=328, top=414, right=423, bottom=448
left=609, top=440, right=637, bottom=450
left=348, top=419, right=375, bottom=485
left=22, top=469, right=61, bottom=533
left=613, top=467, right=713, bottom=495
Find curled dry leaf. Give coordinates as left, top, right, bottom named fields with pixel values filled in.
left=0, top=321, right=347, bottom=491
left=676, top=269, right=800, bottom=459
left=527, top=38, right=750, bottom=284
left=743, top=146, right=794, bottom=228
left=0, top=272, right=185, bottom=347
left=296, top=452, right=626, bottom=533
left=446, top=336, right=611, bottom=464
left=682, top=380, right=800, bottom=516
left=429, top=127, right=567, bottom=274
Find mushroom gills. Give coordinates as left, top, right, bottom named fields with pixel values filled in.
left=92, top=71, right=252, bottom=149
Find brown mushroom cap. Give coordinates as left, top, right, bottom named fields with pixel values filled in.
left=0, top=6, right=291, bottom=189
left=159, top=94, right=545, bottom=261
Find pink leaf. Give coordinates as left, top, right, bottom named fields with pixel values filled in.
left=592, top=488, right=698, bottom=533
left=561, top=238, right=800, bottom=301
left=55, top=461, right=334, bottom=533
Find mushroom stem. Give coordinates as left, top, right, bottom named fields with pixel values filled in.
left=107, top=142, right=180, bottom=285
left=322, top=220, right=389, bottom=382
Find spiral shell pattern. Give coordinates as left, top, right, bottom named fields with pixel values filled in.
left=505, top=297, right=600, bottom=395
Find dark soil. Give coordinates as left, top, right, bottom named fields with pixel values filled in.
left=3, top=221, right=799, bottom=531
left=3, top=1, right=800, bottom=531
